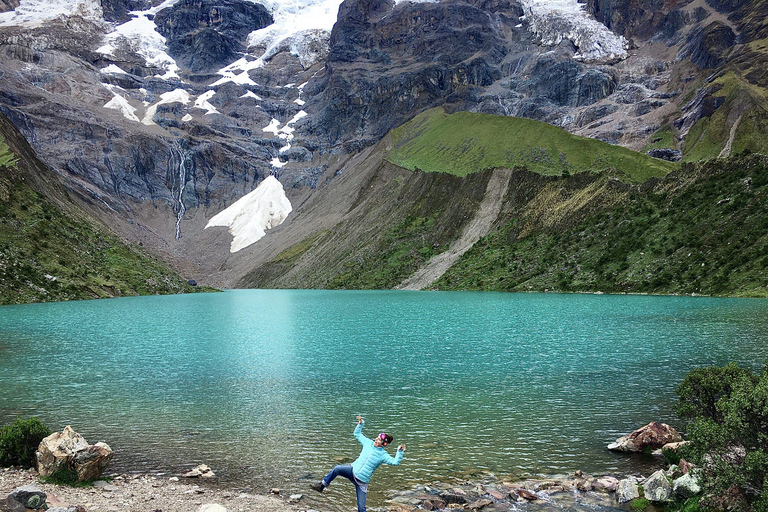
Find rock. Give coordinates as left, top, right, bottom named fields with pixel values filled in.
left=647, top=148, right=682, bottom=161
left=6, top=485, right=47, bottom=511
left=198, top=505, right=228, bottom=512
left=36, top=426, right=114, bottom=482
left=607, top=422, right=683, bottom=452
left=439, top=490, right=467, bottom=504
left=515, top=489, right=538, bottom=500
left=592, top=476, right=619, bottom=492
left=616, top=478, right=640, bottom=504
left=467, top=498, right=494, bottom=509
left=289, top=494, right=304, bottom=501
left=673, top=472, right=701, bottom=498
left=153, top=0, right=274, bottom=73
left=183, top=464, right=216, bottom=478
left=488, top=489, right=508, bottom=500
left=270, top=488, right=280, bottom=494
left=422, top=498, right=447, bottom=510
left=643, top=470, right=672, bottom=502
left=679, top=458, right=693, bottom=474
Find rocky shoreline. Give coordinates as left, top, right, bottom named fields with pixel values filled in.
left=3, top=422, right=696, bottom=512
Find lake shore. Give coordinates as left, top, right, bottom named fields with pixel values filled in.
left=1, top=464, right=655, bottom=512
left=0, top=467, right=301, bottom=512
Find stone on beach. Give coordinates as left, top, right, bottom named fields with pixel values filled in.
left=183, top=464, right=216, bottom=478
left=6, top=484, right=47, bottom=511
left=607, top=422, right=683, bottom=453
left=36, top=426, right=114, bottom=482
left=643, top=470, right=672, bottom=502
left=616, top=478, right=640, bottom=503
left=592, top=476, right=619, bottom=492
left=673, top=472, right=702, bottom=498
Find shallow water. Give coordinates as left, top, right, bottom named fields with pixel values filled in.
left=1, top=290, right=767, bottom=509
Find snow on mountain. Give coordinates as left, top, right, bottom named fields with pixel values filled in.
left=194, top=90, right=220, bottom=115
left=97, top=8, right=181, bottom=80
left=0, top=0, right=101, bottom=26
left=104, top=91, right=140, bottom=123
left=520, top=0, right=628, bottom=62
left=205, top=175, right=292, bottom=252
left=142, top=88, right=191, bottom=125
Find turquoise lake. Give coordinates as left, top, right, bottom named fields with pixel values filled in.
left=1, top=290, right=768, bottom=508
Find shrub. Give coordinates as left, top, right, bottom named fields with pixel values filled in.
left=676, top=363, right=768, bottom=512
left=0, top=417, right=50, bottom=468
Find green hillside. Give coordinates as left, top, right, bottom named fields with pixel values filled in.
left=435, top=153, right=768, bottom=297
left=0, top=115, right=211, bottom=305
left=387, top=107, right=677, bottom=182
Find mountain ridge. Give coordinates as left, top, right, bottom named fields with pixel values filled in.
left=1, top=0, right=768, bottom=298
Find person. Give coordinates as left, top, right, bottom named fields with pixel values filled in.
left=311, top=415, right=406, bottom=512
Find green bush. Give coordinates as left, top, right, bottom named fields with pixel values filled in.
left=0, top=417, right=50, bottom=468
left=676, top=363, right=768, bottom=512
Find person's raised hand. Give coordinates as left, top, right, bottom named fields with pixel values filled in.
left=398, top=444, right=406, bottom=451
left=356, top=415, right=363, bottom=424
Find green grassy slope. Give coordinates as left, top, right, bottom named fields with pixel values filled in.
left=387, top=107, right=677, bottom=182
left=0, top=114, right=210, bottom=305
left=435, top=153, right=768, bottom=297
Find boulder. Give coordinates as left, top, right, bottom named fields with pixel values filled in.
left=607, top=422, right=683, bottom=452
left=673, top=472, right=701, bottom=498
left=643, top=470, right=672, bottom=502
left=6, top=485, right=47, bottom=512
left=592, top=476, right=619, bottom=492
left=616, top=478, right=640, bottom=504
left=36, top=426, right=114, bottom=482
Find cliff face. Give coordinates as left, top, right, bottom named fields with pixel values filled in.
left=0, top=0, right=766, bottom=289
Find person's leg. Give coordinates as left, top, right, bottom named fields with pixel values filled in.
left=323, top=464, right=354, bottom=487
left=354, top=481, right=367, bottom=512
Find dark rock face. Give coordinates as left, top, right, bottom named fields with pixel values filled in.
left=308, top=0, right=521, bottom=143
left=679, top=21, right=737, bottom=69
left=100, top=0, right=153, bottom=23
left=585, top=0, right=666, bottom=39
left=154, top=0, right=273, bottom=73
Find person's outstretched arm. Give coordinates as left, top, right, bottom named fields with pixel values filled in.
left=384, top=444, right=406, bottom=465
left=354, top=415, right=366, bottom=444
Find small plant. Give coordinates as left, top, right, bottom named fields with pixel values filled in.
left=630, top=497, right=651, bottom=510
left=39, top=465, right=80, bottom=486
left=0, top=417, right=50, bottom=468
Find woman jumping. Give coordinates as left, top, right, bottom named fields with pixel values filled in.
left=311, top=415, right=406, bottom=512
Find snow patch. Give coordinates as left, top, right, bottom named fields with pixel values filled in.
left=194, top=90, right=220, bottom=115
left=142, top=88, right=191, bottom=125
left=98, top=4, right=181, bottom=79
left=240, top=91, right=263, bottom=101
left=520, top=0, right=628, bottom=63
left=0, top=0, right=101, bottom=26
left=205, top=175, right=292, bottom=253
left=101, top=64, right=128, bottom=75
left=104, top=93, right=140, bottom=123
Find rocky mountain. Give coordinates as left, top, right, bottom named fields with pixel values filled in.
left=0, top=110, right=203, bottom=304
left=0, top=0, right=766, bottom=294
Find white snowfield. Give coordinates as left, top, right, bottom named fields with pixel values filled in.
left=205, top=175, right=293, bottom=253
left=520, top=0, right=628, bottom=62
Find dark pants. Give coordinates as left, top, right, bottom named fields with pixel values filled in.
left=322, top=465, right=367, bottom=512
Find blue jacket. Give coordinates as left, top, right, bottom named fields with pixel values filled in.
left=351, top=421, right=403, bottom=483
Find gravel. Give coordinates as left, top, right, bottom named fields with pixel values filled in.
left=0, top=467, right=303, bottom=512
